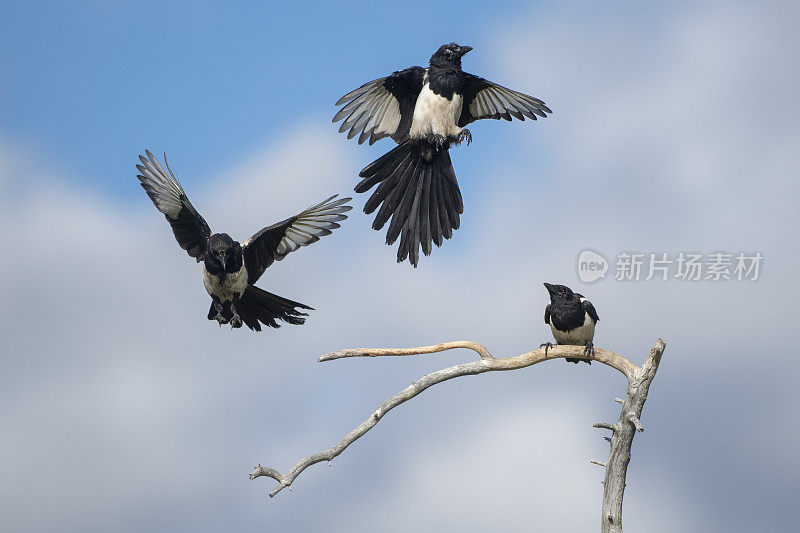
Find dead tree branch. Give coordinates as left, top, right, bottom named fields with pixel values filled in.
left=250, top=338, right=665, bottom=533
left=597, top=338, right=665, bottom=533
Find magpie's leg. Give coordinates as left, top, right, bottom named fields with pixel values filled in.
left=539, top=342, right=554, bottom=358
left=209, top=297, right=226, bottom=325
left=457, top=128, right=472, bottom=146
left=230, top=294, right=243, bottom=329
left=583, top=341, right=595, bottom=363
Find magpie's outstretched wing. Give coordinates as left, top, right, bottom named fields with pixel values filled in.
left=136, top=150, right=211, bottom=261
left=241, top=195, right=352, bottom=284
left=333, top=66, right=426, bottom=145
left=459, top=74, right=552, bottom=127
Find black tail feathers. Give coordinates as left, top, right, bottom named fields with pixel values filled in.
left=236, top=286, right=313, bottom=332
left=356, top=140, right=463, bottom=267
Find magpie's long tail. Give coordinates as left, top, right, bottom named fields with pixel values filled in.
left=237, top=286, right=313, bottom=332
left=356, top=140, right=463, bottom=267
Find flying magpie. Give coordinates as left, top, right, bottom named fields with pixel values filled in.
left=541, top=283, right=599, bottom=364
left=334, top=42, right=551, bottom=267
left=136, top=150, right=352, bottom=331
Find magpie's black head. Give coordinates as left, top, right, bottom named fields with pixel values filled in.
left=204, top=233, right=243, bottom=275
left=430, top=43, right=473, bottom=70
left=544, top=282, right=577, bottom=303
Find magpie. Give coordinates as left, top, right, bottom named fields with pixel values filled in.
left=541, top=283, right=599, bottom=364
left=334, top=42, right=551, bottom=267
left=136, top=150, right=352, bottom=331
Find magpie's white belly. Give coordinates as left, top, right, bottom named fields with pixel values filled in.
left=202, top=262, right=248, bottom=302
left=409, top=82, right=463, bottom=140
left=550, top=312, right=595, bottom=345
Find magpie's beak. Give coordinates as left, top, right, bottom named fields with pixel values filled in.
left=219, top=255, right=227, bottom=271
left=458, top=46, right=473, bottom=57
left=543, top=282, right=555, bottom=294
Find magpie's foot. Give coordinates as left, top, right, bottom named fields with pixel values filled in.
left=424, top=133, right=448, bottom=149
left=208, top=299, right=224, bottom=324
left=209, top=299, right=223, bottom=321
left=583, top=341, right=595, bottom=358
left=539, top=342, right=554, bottom=358
left=458, top=128, right=472, bottom=146
left=577, top=341, right=594, bottom=364
left=230, top=314, right=243, bottom=329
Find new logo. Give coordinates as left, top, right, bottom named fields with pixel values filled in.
left=577, top=250, right=608, bottom=283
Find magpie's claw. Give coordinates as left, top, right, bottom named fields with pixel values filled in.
left=231, top=314, right=243, bottom=329
left=572, top=341, right=593, bottom=364
left=583, top=341, right=595, bottom=358
left=458, top=129, right=472, bottom=145
left=540, top=342, right=554, bottom=358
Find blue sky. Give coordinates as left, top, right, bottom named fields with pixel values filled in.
left=2, top=1, right=799, bottom=532
left=1, top=1, right=535, bottom=198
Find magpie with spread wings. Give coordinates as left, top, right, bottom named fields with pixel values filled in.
left=136, top=151, right=352, bottom=331
left=334, top=43, right=551, bottom=267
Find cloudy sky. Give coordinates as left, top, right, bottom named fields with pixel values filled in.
left=2, top=1, right=798, bottom=531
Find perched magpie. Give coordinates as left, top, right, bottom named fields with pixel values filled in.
left=136, top=150, right=352, bottom=331
left=334, top=43, right=551, bottom=267
left=541, top=283, right=599, bottom=364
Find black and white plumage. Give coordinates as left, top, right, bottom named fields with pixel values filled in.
left=136, top=150, right=352, bottom=331
left=541, top=283, right=599, bottom=364
left=334, top=43, right=551, bottom=267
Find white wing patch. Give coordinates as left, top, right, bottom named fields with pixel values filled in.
left=468, top=83, right=550, bottom=122
left=333, top=78, right=402, bottom=144
left=371, top=97, right=401, bottom=137
left=274, top=195, right=351, bottom=259
left=241, top=195, right=352, bottom=263
left=136, top=151, right=186, bottom=219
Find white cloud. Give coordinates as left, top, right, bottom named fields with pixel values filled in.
left=1, top=2, right=800, bottom=531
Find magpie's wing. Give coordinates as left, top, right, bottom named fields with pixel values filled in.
left=581, top=299, right=600, bottom=323
left=544, top=304, right=551, bottom=325
left=136, top=150, right=211, bottom=261
left=458, top=74, right=552, bottom=127
left=333, top=66, right=426, bottom=145
left=241, top=195, right=352, bottom=284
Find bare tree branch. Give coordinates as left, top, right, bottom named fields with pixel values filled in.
left=250, top=341, right=647, bottom=499
left=593, top=422, right=619, bottom=431
left=599, top=338, right=666, bottom=533
left=320, top=340, right=494, bottom=361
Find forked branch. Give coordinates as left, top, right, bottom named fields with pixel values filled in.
left=251, top=338, right=665, bottom=532
left=252, top=341, right=647, bottom=470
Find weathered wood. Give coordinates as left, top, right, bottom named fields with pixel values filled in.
left=251, top=338, right=666, bottom=533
